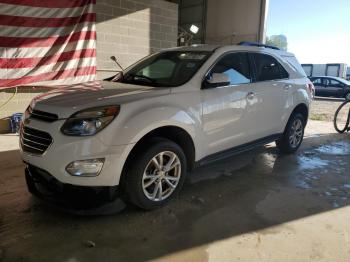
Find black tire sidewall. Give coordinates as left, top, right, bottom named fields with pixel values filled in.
left=278, top=113, right=305, bottom=153
left=125, top=139, right=187, bottom=210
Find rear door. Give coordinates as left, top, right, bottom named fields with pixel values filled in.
left=325, top=78, right=345, bottom=97
left=248, top=53, right=291, bottom=138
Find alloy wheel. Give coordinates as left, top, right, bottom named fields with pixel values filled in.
left=289, top=118, right=303, bottom=148
left=142, top=151, right=181, bottom=202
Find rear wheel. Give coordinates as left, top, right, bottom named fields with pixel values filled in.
left=124, top=138, right=187, bottom=210
left=276, top=113, right=305, bottom=154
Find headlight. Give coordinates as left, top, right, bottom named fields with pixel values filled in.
left=61, top=106, right=120, bottom=136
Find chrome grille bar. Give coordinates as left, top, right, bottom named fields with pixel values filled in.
left=20, top=126, right=53, bottom=155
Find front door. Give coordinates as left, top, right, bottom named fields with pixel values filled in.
left=201, top=52, right=255, bottom=156
left=312, top=77, right=326, bottom=97
left=325, top=78, right=345, bottom=97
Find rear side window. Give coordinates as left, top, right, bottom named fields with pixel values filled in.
left=329, top=79, right=341, bottom=86
left=253, top=53, right=289, bottom=81
left=327, top=79, right=343, bottom=88
left=211, top=52, right=252, bottom=85
left=283, top=56, right=307, bottom=77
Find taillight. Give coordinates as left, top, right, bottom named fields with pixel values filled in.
left=307, top=82, right=315, bottom=98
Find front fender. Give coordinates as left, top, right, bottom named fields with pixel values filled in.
left=95, top=106, right=202, bottom=185
left=126, top=107, right=198, bottom=144
left=97, top=104, right=202, bottom=155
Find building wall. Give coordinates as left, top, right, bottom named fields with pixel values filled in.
left=0, top=0, right=178, bottom=125
left=205, top=0, right=268, bottom=45
left=95, top=0, right=178, bottom=79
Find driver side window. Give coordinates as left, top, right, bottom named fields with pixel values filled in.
left=210, top=52, right=252, bottom=86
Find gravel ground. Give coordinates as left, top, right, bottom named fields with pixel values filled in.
left=310, top=97, right=349, bottom=122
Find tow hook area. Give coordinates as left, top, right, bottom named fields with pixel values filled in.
left=25, top=165, right=126, bottom=215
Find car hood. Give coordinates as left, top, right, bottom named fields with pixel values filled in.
left=30, top=81, right=171, bottom=118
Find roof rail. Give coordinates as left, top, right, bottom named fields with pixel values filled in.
left=238, top=41, right=280, bottom=50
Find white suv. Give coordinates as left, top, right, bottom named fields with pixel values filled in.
left=21, top=43, right=312, bottom=210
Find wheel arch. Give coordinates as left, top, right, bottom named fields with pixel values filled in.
left=119, top=125, right=196, bottom=190
left=291, top=103, right=309, bottom=125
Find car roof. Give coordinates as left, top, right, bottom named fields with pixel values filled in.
left=312, top=76, right=342, bottom=80
left=165, top=44, right=294, bottom=56
left=166, top=44, right=221, bottom=52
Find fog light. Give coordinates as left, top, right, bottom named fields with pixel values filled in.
left=66, top=159, right=105, bottom=177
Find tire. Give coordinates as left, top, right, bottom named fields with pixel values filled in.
left=276, top=113, right=305, bottom=154
left=333, top=101, right=350, bottom=134
left=124, top=138, right=187, bottom=210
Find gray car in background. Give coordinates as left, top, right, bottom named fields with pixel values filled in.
left=310, top=76, right=350, bottom=98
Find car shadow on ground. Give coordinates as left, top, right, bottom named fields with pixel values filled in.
left=1, top=133, right=350, bottom=261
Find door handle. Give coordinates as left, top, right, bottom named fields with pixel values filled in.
left=247, top=92, right=255, bottom=100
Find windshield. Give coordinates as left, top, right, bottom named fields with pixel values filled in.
left=120, top=51, right=212, bottom=87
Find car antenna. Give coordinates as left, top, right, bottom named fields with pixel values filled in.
left=110, top=56, right=124, bottom=71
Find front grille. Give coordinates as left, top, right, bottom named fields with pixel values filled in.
left=20, top=126, right=53, bottom=155
left=27, top=106, right=58, bottom=122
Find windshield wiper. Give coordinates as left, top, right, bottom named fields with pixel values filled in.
left=130, top=74, right=156, bottom=83
left=122, top=74, right=171, bottom=87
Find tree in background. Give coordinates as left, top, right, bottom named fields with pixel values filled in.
left=266, top=35, right=288, bottom=51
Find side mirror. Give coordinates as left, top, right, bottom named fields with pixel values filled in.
left=203, top=73, right=230, bottom=89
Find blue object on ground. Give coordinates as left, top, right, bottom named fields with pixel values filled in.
left=10, top=113, right=23, bottom=133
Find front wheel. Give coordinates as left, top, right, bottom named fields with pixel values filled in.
left=276, top=113, right=305, bottom=154
left=124, top=138, right=187, bottom=210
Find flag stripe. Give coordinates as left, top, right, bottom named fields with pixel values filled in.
left=0, top=3, right=94, bottom=18
left=0, top=0, right=96, bottom=88
left=0, top=30, right=96, bottom=48
left=0, top=0, right=96, bottom=8
left=0, top=22, right=94, bottom=38
left=0, top=13, right=96, bottom=28
left=1, top=57, right=96, bottom=79
left=0, top=66, right=96, bottom=87
left=0, top=48, right=96, bottom=69
left=1, top=40, right=96, bottom=59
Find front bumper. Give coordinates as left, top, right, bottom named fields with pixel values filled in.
left=20, top=119, right=134, bottom=187
left=25, top=164, right=126, bottom=213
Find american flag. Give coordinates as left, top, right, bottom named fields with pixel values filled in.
left=0, top=0, right=96, bottom=89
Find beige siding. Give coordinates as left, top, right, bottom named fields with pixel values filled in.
left=96, top=0, right=178, bottom=79
left=206, top=0, right=268, bottom=45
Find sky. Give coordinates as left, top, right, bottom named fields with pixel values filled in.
left=266, top=0, right=350, bottom=64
